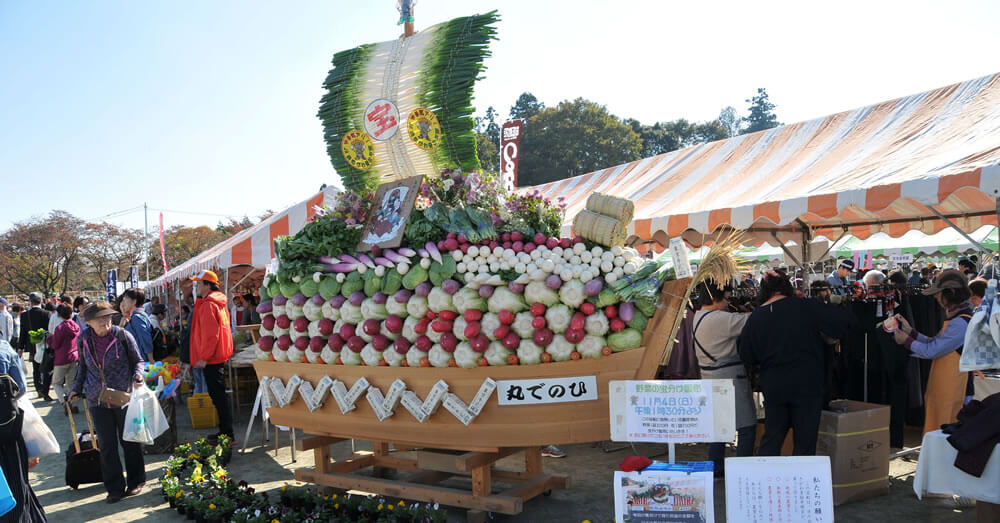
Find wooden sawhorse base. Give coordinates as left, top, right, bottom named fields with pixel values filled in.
left=293, top=436, right=569, bottom=521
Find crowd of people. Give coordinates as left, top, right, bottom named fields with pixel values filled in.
left=0, top=269, right=239, bottom=520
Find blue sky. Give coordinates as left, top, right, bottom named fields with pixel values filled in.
left=2, top=0, right=999, bottom=233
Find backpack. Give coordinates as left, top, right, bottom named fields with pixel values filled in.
left=151, top=324, right=170, bottom=360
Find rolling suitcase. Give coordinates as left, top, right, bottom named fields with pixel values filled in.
left=64, top=402, right=103, bottom=489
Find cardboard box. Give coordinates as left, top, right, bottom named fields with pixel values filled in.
left=816, top=400, right=890, bottom=505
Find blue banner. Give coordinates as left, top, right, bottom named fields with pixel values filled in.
left=106, top=269, right=117, bottom=302
left=129, top=265, right=139, bottom=289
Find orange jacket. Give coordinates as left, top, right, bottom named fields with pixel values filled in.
left=190, top=291, right=233, bottom=365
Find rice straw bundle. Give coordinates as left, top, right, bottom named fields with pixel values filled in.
left=586, top=193, right=634, bottom=224
left=573, top=210, right=626, bottom=246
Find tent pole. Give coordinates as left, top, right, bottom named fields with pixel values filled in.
left=813, top=229, right=849, bottom=265
left=923, top=203, right=989, bottom=252
left=772, top=232, right=804, bottom=269
left=228, top=268, right=256, bottom=295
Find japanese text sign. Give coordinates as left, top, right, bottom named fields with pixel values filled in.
left=669, top=238, right=692, bottom=279
left=500, top=119, right=523, bottom=191
left=724, top=456, right=833, bottom=523
left=614, top=465, right=715, bottom=522
left=106, top=269, right=117, bottom=302
left=364, top=99, right=400, bottom=141
left=496, top=375, right=597, bottom=406
left=609, top=380, right=735, bottom=443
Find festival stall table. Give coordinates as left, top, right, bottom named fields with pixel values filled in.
left=914, top=430, right=1000, bottom=520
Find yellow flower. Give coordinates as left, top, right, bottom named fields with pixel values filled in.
left=387, top=504, right=394, bottom=511
left=209, top=504, right=216, bottom=510
left=378, top=504, right=384, bottom=510
left=271, top=520, right=280, bottom=523
left=281, top=485, right=287, bottom=492
left=175, top=491, right=183, bottom=498
left=398, top=500, right=405, bottom=506
left=583, top=520, right=592, bottom=523
left=331, top=494, right=337, bottom=499
left=165, top=471, right=171, bottom=477
left=334, top=503, right=340, bottom=509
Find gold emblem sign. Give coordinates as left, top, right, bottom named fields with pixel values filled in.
left=406, top=108, right=442, bottom=151
left=341, top=130, right=375, bottom=170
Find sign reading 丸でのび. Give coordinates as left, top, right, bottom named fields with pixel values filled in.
left=496, top=376, right=598, bottom=406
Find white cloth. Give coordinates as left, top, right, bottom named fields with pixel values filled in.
left=47, top=312, right=63, bottom=335
left=974, top=375, right=1000, bottom=401
left=0, top=309, right=13, bottom=342
left=914, top=429, right=1000, bottom=503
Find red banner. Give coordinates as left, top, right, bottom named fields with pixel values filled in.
left=159, top=212, right=169, bottom=288
left=501, top=119, right=523, bottom=190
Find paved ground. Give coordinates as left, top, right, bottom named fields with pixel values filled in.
left=24, top=372, right=976, bottom=522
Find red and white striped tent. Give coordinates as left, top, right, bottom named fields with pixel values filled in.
left=149, top=186, right=339, bottom=290
left=530, top=73, right=1000, bottom=254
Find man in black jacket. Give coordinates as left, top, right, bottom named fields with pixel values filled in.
left=18, top=292, right=53, bottom=401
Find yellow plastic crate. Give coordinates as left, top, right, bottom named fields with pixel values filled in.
left=187, top=393, right=219, bottom=429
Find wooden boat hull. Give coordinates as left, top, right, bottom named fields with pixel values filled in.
left=252, top=278, right=691, bottom=452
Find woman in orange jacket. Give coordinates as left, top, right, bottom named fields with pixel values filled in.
left=188, top=270, right=234, bottom=441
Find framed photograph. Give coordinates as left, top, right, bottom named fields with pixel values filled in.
left=358, top=175, right=422, bottom=251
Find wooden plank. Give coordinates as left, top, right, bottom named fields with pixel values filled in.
left=295, top=435, right=344, bottom=452
left=252, top=345, right=649, bottom=450
left=373, top=454, right=422, bottom=472
left=304, top=470, right=524, bottom=515
left=500, top=473, right=570, bottom=501
left=524, top=446, right=542, bottom=476
left=416, top=450, right=465, bottom=474
left=455, top=447, right=521, bottom=472
left=636, top=277, right=692, bottom=379
left=327, top=454, right=375, bottom=474
left=407, top=470, right=454, bottom=485
left=471, top=465, right=492, bottom=497
left=491, top=468, right=533, bottom=482
left=314, top=445, right=331, bottom=475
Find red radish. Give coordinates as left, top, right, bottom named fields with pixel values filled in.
left=443, top=238, right=459, bottom=251
left=570, top=312, right=586, bottom=331
left=502, top=232, right=511, bottom=242
left=438, top=310, right=458, bottom=321
left=393, top=337, right=410, bottom=354
left=414, top=318, right=430, bottom=334
left=573, top=236, right=585, bottom=244
left=372, top=335, right=390, bottom=351
left=559, top=237, right=572, bottom=249
left=464, top=310, right=483, bottom=322
left=415, top=335, right=433, bottom=351
left=502, top=332, right=521, bottom=349
left=580, top=303, right=596, bottom=315
left=347, top=336, right=365, bottom=352
left=258, top=336, right=275, bottom=350
left=262, top=315, right=276, bottom=330
left=276, top=315, right=291, bottom=329
left=502, top=241, right=512, bottom=249
left=363, top=319, right=381, bottom=336
left=546, top=237, right=559, bottom=249
left=534, top=232, right=547, bottom=245
left=440, top=332, right=458, bottom=352
left=499, top=310, right=515, bottom=324
left=276, top=334, right=292, bottom=350
left=460, top=244, right=470, bottom=254
left=493, top=325, right=510, bottom=339
left=565, top=329, right=585, bottom=343
left=339, top=323, right=355, bottom=340
left=512, top=241, right=524, bottom=252
left=530, top=303, right=546, bottom=317
left=533, top=328, right=553, bottom=347
left=532, top=316, right=546, bottom=329
left=605, top=305, right=618, bottom=318
left=384, top=315, right=403, bottom=334
left=523, top=242, right=536, bottom=254
left=327, top=335, right=344, bottom=351
left=293, top=336, right=309, bottom=351
left=318, top=318, right=334, bottom=336
left=470, top=334, right=490, bottom=352
left=447, top=232, right=457, bottom=240
left=457, top=233, right=468, bottom=243
left=511, top=231, right=523, bottom=242
left=309, top=336, right=325, bottom=352
left=432, top=320, right=453, bottom=333
left=437, top=240, right=446, bottom=250
left=371, top=245, right=382, bottom=257
left=293, top=317, right=309, bottom=332
left=490, top=241, right=500, bottom=250
left=610, top=318, right=626, bottom=332
left=426, top=310, right=437, bottom=320
left=464, top=321, right=481, bottom=339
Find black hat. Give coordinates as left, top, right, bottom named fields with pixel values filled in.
left=922, top=269, right=968, bottom=296
left=838, top=259, right=855, bottom=271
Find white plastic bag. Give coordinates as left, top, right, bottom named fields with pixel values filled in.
left=32, top=343, right=44, bottom=364
left=18, top=396, right=59, bottom=458
left=122, top=386, right=168, bottom=444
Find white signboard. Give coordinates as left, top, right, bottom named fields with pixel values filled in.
left=725, top=456, right=834, bottom=523
left=609, top=380, right=735, bottom=443
left=669, top=238, right=692, bottom=279
left=889, top=253, right=914, bottom=264
left=363, top=98, right=400, bottom=141
left=496, top=376, right=597, bottom=406
left=614, top=467, right=715, bottom=523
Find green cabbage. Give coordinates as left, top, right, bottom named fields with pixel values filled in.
left=381, top=271, right=403, bottom=295
left=280, top=281, right=300, bottom=299
left=319, top=277, right=341, bottom=300
left=628, top=310, right=649, bottom=332
left=453, top=287, right=486, bottom=313
left=401, top=265, right=429, bottom=290
left=608, top=328, right=642, bottom=352
left=299, top=279, right=319, bottom=298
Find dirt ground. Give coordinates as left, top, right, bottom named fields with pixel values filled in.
left=25, top=378, right=978, bottom=523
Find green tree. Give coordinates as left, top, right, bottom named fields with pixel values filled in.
left=476, top=133, right=499, bottom=173
left=0, top=211, right=87, bottom=295
left=743, top=88, right=781, bottom=134
left=509, top=92, right=545, bottom=121
left=626, top=118, right=730, bottom=158
left=518, top=98, right=642, bottom=186
left=717, top=106, right=742, bottom=137
left=147, top=225, right=228, bottom=280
